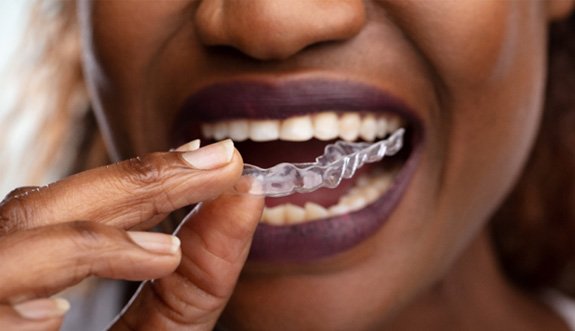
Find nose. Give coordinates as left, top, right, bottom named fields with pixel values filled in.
left=194, top=0, right=366, bottom=60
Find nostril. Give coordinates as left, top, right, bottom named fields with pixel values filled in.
left=194, top=0, right=366, bottom=61
left=204, top=45, right=256, bottom=61
left=206, top=39, right=346, bottom=64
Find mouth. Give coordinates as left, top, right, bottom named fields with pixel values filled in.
left=174, top=79, right=424, bottom=262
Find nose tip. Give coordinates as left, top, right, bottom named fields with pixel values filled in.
left=195, top=0, right=366, bottom=60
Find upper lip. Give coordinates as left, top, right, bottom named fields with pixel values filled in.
left=172, top=78, right=421, bottom=144
left=173, top=78, right=422, bottom=144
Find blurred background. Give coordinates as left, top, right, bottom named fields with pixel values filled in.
left=0, top=0, right=31, bottom=116
left=1, top=0, right=37, bottom=197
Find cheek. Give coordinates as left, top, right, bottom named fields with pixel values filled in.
left=396, top=1, right=540, bottom=84
left=428, top=2, right=549, bottom=256
left=77, top=0, right=191, bottom=156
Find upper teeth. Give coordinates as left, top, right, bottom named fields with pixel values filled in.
left=201, top=111, right=402, bottom=142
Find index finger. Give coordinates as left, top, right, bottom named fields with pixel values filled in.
left=0, top=140, right=242, bottom=233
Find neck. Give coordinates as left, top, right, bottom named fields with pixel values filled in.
left=387, top=229, right=568, bottom=331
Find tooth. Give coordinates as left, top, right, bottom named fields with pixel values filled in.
left=344, top=187, right=362, bottom=198
left=304, top=202, right=329, bottom=220
left=201, top=123, right=214, bottom=139
left=374, top=175, right=392, bottom=192
left=359, top=114, right=377, bottom=142
left=376, top=117, right=387, bottom=138
left=250, top=120, right=280, bottom=141
left=260, top=168, right=397, bottom=225
left=285, top=204, right=306, bottom=224
left=339, top=113, right=361, bottom=141
left=229, top=120, right=250, bottom=142
left=361, top=186, right=380, bottom=203
left=386, top=115, right=400, bottom=133
left=341, top=195, right=367, bottom=211
left=213, top=121, right=229, bottom=140
left=312, top=112, right=339, bottom=141
left=328, top=204, right=349, bottom=217
left=280, top=115, right=313, bottom=141
left=262, top=205, right=285, bottom=225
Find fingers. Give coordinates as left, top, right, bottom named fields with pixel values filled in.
left=177, top=190, right=264, bottom=299
left=0, top=298, right=68, bottom=331
left=115, top=191, right=264, bottom=331
left=0, top=221, right=181, bottom=301
left=0, top=140, right=243, bottom=234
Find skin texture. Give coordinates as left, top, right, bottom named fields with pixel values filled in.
left=1, top=0, right=574, bottom=330
left=0, top=144, right=264, bottom=330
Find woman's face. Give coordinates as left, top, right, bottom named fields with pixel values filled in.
left=77, top=1, right=565, bottom=330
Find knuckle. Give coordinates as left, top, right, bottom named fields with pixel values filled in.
left=119, top=153, right=172, bottom=189
left=65, top=221, right=116, bottom=251
left=0, top=208, right=17, bottom=235
left=60, top=221, right=126, bottom=279
left=0, top=188, right=41, bottom=235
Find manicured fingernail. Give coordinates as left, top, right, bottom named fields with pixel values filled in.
left=181, top=139, right=235, bottom=170
left=128, top=231, right=180, bottom=255
left=175, top=139, right=201, bottom=152
left=13, top=298, right=70, bottom=320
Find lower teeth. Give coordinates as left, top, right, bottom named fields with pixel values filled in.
left=260, top=169, right=396, bottom=225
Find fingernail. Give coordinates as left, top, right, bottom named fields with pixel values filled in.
left=128, top=231, right=180, bottom=255
left=181, top=139, right=235, bottom=170
left=13, top=298, right=70, bottom=320
left=175, top=139, right=201, bottom=152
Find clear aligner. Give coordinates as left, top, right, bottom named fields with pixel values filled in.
left=242, top=128, right=405, bottom=197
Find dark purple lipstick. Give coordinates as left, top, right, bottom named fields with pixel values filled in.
left=176, top=79, right=418, bottom=122
left=173, top=79, right=424, bottom=262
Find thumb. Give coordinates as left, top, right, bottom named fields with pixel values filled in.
left=114, top=186, right=264, bottom=330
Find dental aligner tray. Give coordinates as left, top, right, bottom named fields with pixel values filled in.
left=242, top=128, right=405, bottom=197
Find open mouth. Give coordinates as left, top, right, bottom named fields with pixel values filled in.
left=201, top=111, right=408, bottom=223
left=174, top=79, right=423, bottom=262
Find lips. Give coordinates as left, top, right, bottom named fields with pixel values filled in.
left=173, top=79, right=424, bottom=262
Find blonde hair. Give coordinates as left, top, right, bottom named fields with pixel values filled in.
left=0, top=0, right=91, bottom=194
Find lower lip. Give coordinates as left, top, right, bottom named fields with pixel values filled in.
left=247, top=142, right=422, bottom=262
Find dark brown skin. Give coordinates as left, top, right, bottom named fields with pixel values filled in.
left=0, top=145, right=264, bottom=330
left=1, top=1, right=575, bottom=330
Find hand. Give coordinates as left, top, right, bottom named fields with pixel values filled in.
left=112, top=188, right=264, bottom=331
left=0, top=140, right=264, bottom=331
